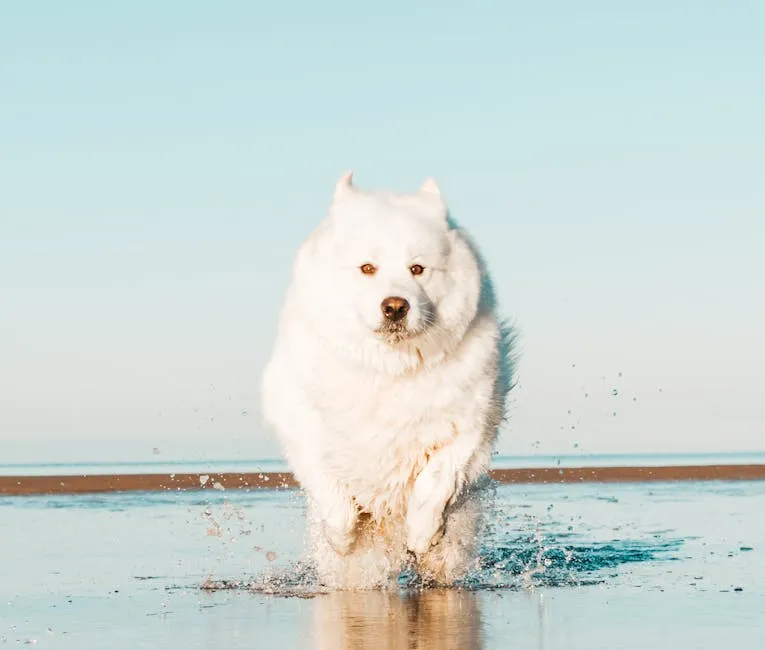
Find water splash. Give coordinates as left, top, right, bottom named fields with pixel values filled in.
left=194, top=528, right=683, bottom=595
left=85, top=485, right=685, bottom=597
left=465, top=536, right=681, bottom=589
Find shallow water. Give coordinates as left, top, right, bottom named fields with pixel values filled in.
left=2, top=481, right=764, bottom=648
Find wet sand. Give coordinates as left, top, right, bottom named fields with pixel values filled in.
left=1, top=464, right=764, bottom=495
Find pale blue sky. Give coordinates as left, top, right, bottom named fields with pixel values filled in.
left=1, top=1, right=764, bottom=463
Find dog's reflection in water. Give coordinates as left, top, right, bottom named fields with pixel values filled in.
left=313, top=589, right=483, bottom=650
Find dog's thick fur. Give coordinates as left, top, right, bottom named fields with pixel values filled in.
left=261, top=172, right=514, bottom=588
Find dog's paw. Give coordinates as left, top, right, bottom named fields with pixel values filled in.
left=321, top=510, right=358, bottom=556
left=314, top=492, right=359, bottom=556
left=323, top=521, right=357, bottom=556
left=406, top=509, right=445, bottom=556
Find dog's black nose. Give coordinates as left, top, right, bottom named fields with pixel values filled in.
left=381, top=296, right=410, bottom=321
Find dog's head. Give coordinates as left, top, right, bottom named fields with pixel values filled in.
left=292, top=172, right=486, bottom=372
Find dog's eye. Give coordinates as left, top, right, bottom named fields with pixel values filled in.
left=360, top=263, right=377, bottom=275
left=409, top=264, right=425, bottom=276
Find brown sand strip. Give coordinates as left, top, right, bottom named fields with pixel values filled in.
left=490, top=464, right=765, bottom=484
left=0, top=471, right=299, bottom=496
left=1, top=464, right=764, bottom=496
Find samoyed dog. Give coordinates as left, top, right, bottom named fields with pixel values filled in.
left=261, top=172, right=514, bottom=589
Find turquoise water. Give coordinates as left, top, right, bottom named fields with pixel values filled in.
left=1, top=479, right=763, bottom=648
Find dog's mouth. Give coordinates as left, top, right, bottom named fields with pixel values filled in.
left=374, top=321, right=418, bottom=345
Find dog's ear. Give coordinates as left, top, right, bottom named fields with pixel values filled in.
left=419, top=177, right=441, bottom=197
left=334, top=170, right=355, bottom=200
left=417, top=177, right=449, bottom=225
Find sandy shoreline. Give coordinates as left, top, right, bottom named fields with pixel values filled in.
left=1, top=464, right=764, bottom=495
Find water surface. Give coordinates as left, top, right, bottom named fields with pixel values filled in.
left=3, top=451, right=765, bottom=476
left=2, top=480, right=763, bottom=648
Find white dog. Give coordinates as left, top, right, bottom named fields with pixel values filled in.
left=261, top=172, right=514, bottom=589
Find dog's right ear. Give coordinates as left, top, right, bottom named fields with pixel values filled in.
left=334, top=170, right=355, bottom=200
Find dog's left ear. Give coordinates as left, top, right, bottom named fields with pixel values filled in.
left=418, top=177, right=449, bottom=224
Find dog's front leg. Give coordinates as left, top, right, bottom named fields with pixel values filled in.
left=405, top=449, right=461, bottom=556
left=405, top=419, right=492, bottom=556
left=269, top=391, right=358, bottom=555
left=288, top=451, right=358, bottom=556
left=310, top=480, right=359, bottom=556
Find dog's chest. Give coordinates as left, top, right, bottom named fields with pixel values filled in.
left=312, top=360, right=463, bottom=439
left=309, top=362, right=470, bottom=515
